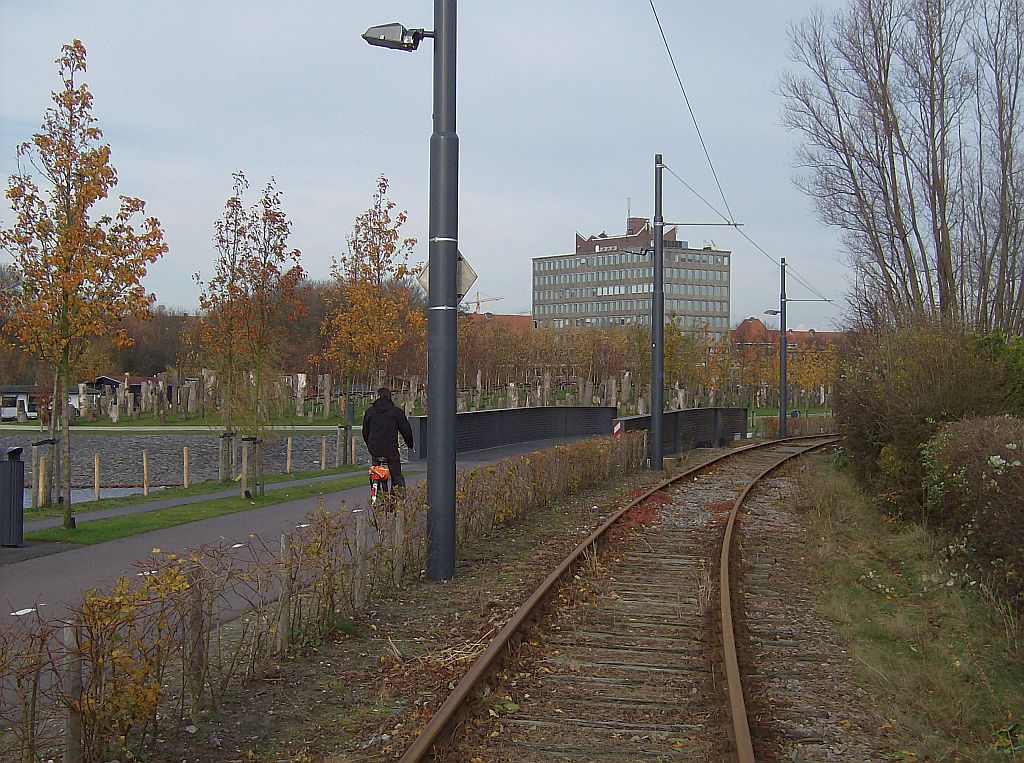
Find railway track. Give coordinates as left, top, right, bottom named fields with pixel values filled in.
left=401, top=435, right=839, bottom=762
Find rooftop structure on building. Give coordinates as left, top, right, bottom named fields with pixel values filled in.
left=731, top=317, right=847, bottom=348
left=532, top=217, right=731, bottom=340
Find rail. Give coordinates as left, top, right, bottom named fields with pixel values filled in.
left=399, top=434, right=840, bottom=761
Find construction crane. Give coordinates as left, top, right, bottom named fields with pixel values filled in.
left=472, top=292, right=504, bottom=313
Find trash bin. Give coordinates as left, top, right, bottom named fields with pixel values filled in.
left=1, top=446, right=25, bottom=547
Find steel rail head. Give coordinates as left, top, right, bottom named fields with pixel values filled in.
left=719, top=436, right=840, bottom=763
left=399, top=434, right=840, bottom=762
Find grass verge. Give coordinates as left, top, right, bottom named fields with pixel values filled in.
left=25, top=474, right=367, bottom=545
left=796, top=454, right=1024, bottom=761
left=23, top=466, right=361, bottom=520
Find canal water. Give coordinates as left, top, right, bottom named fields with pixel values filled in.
left=23, top=485, right=148, bottom=505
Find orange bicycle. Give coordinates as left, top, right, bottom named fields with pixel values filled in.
left=369, top=456, right=391, bottom=506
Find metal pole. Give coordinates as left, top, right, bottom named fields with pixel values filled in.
left=651, top=153, right=665, bottom=470
left=780, top=257, right=788, bottom=439
left=426, top=0, right=459, bottom=581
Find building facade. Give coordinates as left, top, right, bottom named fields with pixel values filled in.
left=532, top=218, right=731, bottom=341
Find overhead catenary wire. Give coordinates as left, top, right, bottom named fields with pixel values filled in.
left=649, top=1, right=833, bottom=305
left=662, top=164, right=731, bottom=229
left=649, top=0, right=734, bottom=224
left=733, top=226, right=833, bottom=303
left=663, top=163, right=832, bottom=303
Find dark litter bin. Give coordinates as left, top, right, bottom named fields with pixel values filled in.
left=1, top=446, right=25, bottom=547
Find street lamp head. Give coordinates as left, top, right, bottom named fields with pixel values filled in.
left=763, top=309, right=781, bottom=316
left=362, top=23, right=428, bottom=51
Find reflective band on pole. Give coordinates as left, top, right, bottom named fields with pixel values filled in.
left=613, top=420, right=622, bottom=438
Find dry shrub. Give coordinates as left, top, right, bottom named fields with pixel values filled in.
left=0, top=616, right=62, bottom=762
left=0, top=433, right=645, bottom=760
left=834, top=325, right=1010, bottom=509
left=75, top=568, right=187, bottom=761
left=922, top=416, right=1024, bottom=604
left=400, top=432, right=646, bottom=545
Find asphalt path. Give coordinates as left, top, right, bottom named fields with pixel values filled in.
left=0, top=437, right=588, bottom=627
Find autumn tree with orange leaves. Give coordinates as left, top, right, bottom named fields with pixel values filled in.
left=0, top=40, right=166, bottom=525
left=192, top=172, right=303, bottom=485
left=320, top=176, right=423, bottom=384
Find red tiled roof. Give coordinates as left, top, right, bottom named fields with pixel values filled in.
left=730, top=317, right=846, bottom=347
left=731, top=317, right=772, bottom=344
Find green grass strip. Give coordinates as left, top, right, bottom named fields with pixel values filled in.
left=25, top=474, right=367, bottom=545
left=23, top=466, right=361, bottom=520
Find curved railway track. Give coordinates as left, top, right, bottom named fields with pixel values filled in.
left=402, top=435, right=839, bottom=762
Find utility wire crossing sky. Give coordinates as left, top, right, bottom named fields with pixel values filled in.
left=0, top=0, right=848, bottom=329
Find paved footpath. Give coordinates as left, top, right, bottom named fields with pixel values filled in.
left=0, top=438, right=584, bottom=626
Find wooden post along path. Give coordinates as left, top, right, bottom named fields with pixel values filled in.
left=354, top=509, right=368, bottom=610
left=38, top=456, right=46, bottom=507
left=277, top=533, right=293, bottom=656
left=63, top=621, right=84, bottom=762
left=31, top=445, right=38, bottom=510
left=240, top=440, right=249, bottom=498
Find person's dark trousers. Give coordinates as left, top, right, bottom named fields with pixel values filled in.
left=389, top=457, right=405, bottom=489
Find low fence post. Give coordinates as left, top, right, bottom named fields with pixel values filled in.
left=38, top=455, right=47, bottom=508
left=285, top=436, right=293, bottom=474
left=255, top=439, right=264, bottom=496
left=276, top=533, right=292, bottom=656
left=320, top=435, right=327, bottom=471
left=335, top=425, right=342, bottom=468
left=354, top=509, right=368, bottom=611
left=63, top=621, right=83, bottom=763
left=345, top=394, right=355, bottom=466
left=187, top=565, right=205, bottom=722
left=30, top=444, right=39, bottom=510
left=392, top=508, right=405, bottom=589
left=93, top=453, right=100, bottom=501
left=183, top=447, right=190, bottom=489
left=142, top=450, right=150, bottom=496
left=240, top=439, right=249, bottom=498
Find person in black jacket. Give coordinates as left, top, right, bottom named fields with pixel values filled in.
left=362, top=387, right=415, bottom=489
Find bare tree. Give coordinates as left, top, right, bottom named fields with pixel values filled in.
left=781, top=0, right=1023, bottom=330
left=969, top=0, right=1024, bottom=333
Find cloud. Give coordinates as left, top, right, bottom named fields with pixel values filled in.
left=1, top=0, right=848, bottom=331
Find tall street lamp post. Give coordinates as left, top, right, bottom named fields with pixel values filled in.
left=646, top=154, right=742, bottom=468
left=363, top=0, right=459, bottom=581
left=651, top=153, right=741, bottom=464
left=651, top=155, right=665, bottom=470
left=764, top=257, right=788, bottom=439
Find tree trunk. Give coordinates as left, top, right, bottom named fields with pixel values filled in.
left=57, top=365, right=74, bottom=528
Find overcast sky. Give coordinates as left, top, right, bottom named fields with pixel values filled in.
left=1, top=1, right=849, bottom=330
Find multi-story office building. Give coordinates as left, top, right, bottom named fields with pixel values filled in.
left=532, top=217, right=731, bottom=341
